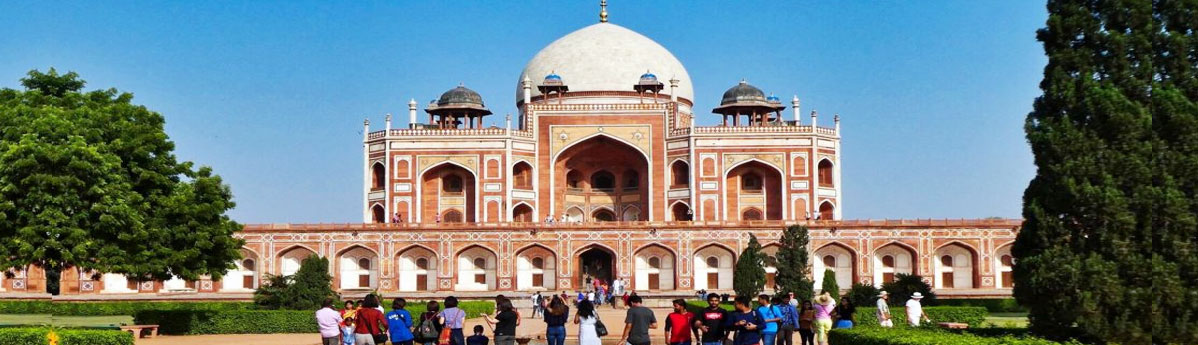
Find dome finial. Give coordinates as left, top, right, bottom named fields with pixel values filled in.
left=599, top=0, right=608, bottom=23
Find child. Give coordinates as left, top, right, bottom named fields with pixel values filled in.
left=340, top=301, right=359, bottom=345
left=467, top=325, right=489, bottom=345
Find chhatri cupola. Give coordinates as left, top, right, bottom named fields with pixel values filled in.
left=633, top=71, right=664, bottom=103
left=536, top=71, right=569, bottom=103
left=712, top=80, right=786, bottom=126
left=425, top=84, right=492, bottom=129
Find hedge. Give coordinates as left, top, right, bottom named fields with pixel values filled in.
left=134, top=301, right=496, bottom=335
left=399, top=300, right=494, bottom=319
left=855, top=306, right=988, bottom=328
left=829, top=326, right=1080, bottom=345
left=935, top=298, right=1025, bottom=313
left=0, top=328, right=133, bottom=345
left=0, top=300, right=254, bottom=316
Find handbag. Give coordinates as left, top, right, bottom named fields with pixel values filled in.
left=593, top=315, right=609, bottom=337
left=438, top=326, right=452, bottom=345
left=367, top=311, right=388, bottom=344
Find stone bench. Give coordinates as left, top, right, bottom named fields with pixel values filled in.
left=119, top=325, right=159, bottom=339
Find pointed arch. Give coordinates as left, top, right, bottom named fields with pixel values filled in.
left=515, top=243, right=558, bottom=290
left=634, top=243, right=676, bottom=290
left=371, top=161, right=386, bottom=190
left=551, top=133, right=651, bottom=163
left=694, top=242, right=736, bottom=290
left=814, top=241, right=858, bottom=288
left=817, top=200, right=836, bottom=220
left=455, top=244, right=498, bottom=291
left=817, top=158, right=835, bottom=187
left=669, top=200, right=692, bottom=221
left=337, top=245, right=379, bottom=290
left=512, top=161, right=534, bottom=190
left=933, top=241, right=979, bottom=289
left=872, top=241, right=919, bottom=286
left=621, top=204, right=642, bottom=221
left=725, top=159, right=784, bottom=220
left=512, top=201, right=535, bottom=223
left=276, top=245, right=318, bottom=277
left=670, top=159, right=690, bottom=188
left=396, top=244, right=438, bottom=292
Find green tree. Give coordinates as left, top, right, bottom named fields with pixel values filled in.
left=819, top=268, right=839, bottom=300
left=844, top=282, right=880, bottom=308
left=733, top=234, right=765, bottom=298
left=1012, top=1, right=1184, bottom=343
left=0, top=69, right=244, bottom=287
left=880, top=273, right=935, bottom=307
left=254, top=256, right=337, bottom=310
left=774, top=225, right=814, bottom=301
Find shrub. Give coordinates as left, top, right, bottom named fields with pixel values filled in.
left=936, top=298, right=1025, bottom=313
left=0, top=300, right=254, bottom=316
left=828, top=326, right=1080, bottom=345
left=819, top=268, right=840, bottom=300
left=0, top=328, right=133, bottom=345
left=854, top=306, right=987, bottom=328
left=254, top=256, right=337, bottom=310
left=733, top=234, right=765, bottom=298
left=844, top=283, right=881, bottom=308
left=684, top=300, right=734, bottom=314
left=133, top=310, right=315, bottom=334
left=400, top=300, right=494, bottom=319
left=880, top=273, right=935, bottom=306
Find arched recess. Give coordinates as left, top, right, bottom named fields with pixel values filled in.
left=277, top=245, right=317, bottom=277
left=634, top=244, right=675, bottom=291
left=670, top=201, right=692, bottom=221
left=592, top=207, right=616, bottom=222
left=397, top=245, right=437, bottom=292
left=791, top=155, right=807, bottom=176
left=622, top=205, right=641, bottom=221
left=221, top=249, right=259, bottom=291
left=813, top=242, right=856, bottom=289
left=933, top=242, right=978, bottom=289
left=512, top=161, right=533, bottom=190
left=873, top=242, right=918, bottom=287
left=485, top=200, right=500, bottom=222
left=515, top=244, right=557, bottom=291
left=742, top=207, right=763, bottom=221
left=371, top=162, right=386, bottom=190
left=761, top=244, right=780, bottom=290
left=512, top=202, right=534, bottom=223
left=455, top=245, right=497, bottom=291
left=421, top=162, right=477, bottom=223
left=818, top=201, right=835, bottom=220
left=993, top=244, right=1014, bottom=289
left=338, top=246, right=378, bottom=290
left=818, top=159, right=834, bottom=187
left=371, top=204, right=386, bottom=224
left=670, top=160, right=689, bottom=188
left=693, top=243, right=736, bottom=290
left=725, top=160, right=783, bottom=220
left=575, top=243, right=618, bottom=288
left=553, top=135, right=650, bottom=222
left=564, top=206, right=584, bottom=223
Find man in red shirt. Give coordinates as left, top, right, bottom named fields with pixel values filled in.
left=664, top=299, right=699, bottom=345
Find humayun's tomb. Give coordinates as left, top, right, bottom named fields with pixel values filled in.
left=18, top=6, right=1019, bottom=301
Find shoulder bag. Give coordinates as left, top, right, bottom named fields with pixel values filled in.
left=593, top=314, right=609, bottom=337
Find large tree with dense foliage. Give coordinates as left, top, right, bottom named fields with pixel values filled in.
left=773, top=225, right=814, bottom=301
left=254, top=256, right=337, bottom=310
left=733, top=234, right=766, bottom=298
left=1015, top=1, right=1195, bottom=343
left=0, top=69, right=244, bottom=285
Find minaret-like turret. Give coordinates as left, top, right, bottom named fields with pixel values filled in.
left=811, top=110, right=819, bottom=128
left=408, top=99, right=418, bottom=127
left=384, top=113, right=392, bottom=131
left=791, top=95, right=801, bottom=124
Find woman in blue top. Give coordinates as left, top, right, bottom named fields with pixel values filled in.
left=387, top=298, right=415, bottom=345
left=755, top=295, right=782, bottom=345
left=543, top=296, right=570, bottom=345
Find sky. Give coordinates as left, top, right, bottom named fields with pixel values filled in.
left=0, top=1, right=1048, bottom=223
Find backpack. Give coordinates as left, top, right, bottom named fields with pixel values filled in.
left=417, top=313, right=439, bottom=340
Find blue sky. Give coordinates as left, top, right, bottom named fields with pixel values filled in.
left=0, top=1, right=1047, bottom=223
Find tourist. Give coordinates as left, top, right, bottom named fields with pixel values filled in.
left=369, top=293, right=386, bottom=315
left=482, top=298, right=519, bottom=345
left=811, top=293, right=834, bottom=345
left=532, top=292, right=544, bottom=318
left=616, top=295, right=657, bottom=345
left=354, top=294, right=388, bottom=345
left=755, top=295, right=782, bottom=345
left=608, top=289, right=617, bottom=309
left=622, top=291, right=630, bottom=307
left=875, top=291, right=893, bottom=328
left=787, top=293, right=798, bottom=308
left=467, top=325, right=489, bottom=345
left=831, top=297, right=855, bottom=329
left=316, top=298, right=344, bottom=345
left=664, top=299, right=698, bottom=345
left=694, top=293, right=729, bottom=345
left=797, top=300, right=815, bottom=345
left=776, top=295, right=799, bottom=345
left=543, top=296, right=570, bottom=345
left=440, top=296, right=468, bottom=345
left=905, top=292, right=930, bottom=327
left=545, top=215, right=555, bottom=224
left=416, top=301, right=443, bottom=345
left=574, top=300, right=601, bottom=345
left=728, top=295, right=764, bottom=345
left=387, top=298, right=415, bottom=345
left=577, top=290, right=585, bottom=305
left=586, top=290, right=596, bottom=307
left=342, top=301, right=359, bottom=345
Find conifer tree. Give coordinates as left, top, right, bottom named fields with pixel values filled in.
left=733, top=234, right=766, bottom=298
left=775, top=225, right=814, bottom=301
left=1014, top=1, right=1172, bottom=343
left=819, top=268, right=839, bottom=300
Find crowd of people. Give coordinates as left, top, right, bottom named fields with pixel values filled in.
left=314, top=288, right=932, bottom=345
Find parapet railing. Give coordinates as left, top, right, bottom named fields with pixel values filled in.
left=366, top=128, right=534, bottom=139
left=242, top=218, right=1022, bottom=232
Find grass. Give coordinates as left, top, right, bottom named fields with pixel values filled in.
left=0, top=314, right=133, bottom=328
left=983, top=312, right=1029, bottom=328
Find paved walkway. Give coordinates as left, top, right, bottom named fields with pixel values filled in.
left=138, top=306, right=680, bottom=345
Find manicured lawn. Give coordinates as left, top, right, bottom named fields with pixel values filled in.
left=984, top=312, right=1029, bottom=328
left=0, top=314, right=133, bottom=328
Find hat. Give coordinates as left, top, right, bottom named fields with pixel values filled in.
left=814, top=294, right=834, bottom=306
left=877, top=291, right=890, bottom=298
left=911, top=292, right=924, bottom=299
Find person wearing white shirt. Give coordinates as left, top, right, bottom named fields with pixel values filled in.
left=875, top=291, right=893, bottom=327
left=904, top=292, right=930, bottom=326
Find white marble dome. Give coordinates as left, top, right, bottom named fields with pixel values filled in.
left=517, top=23, right=693, bottom=104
